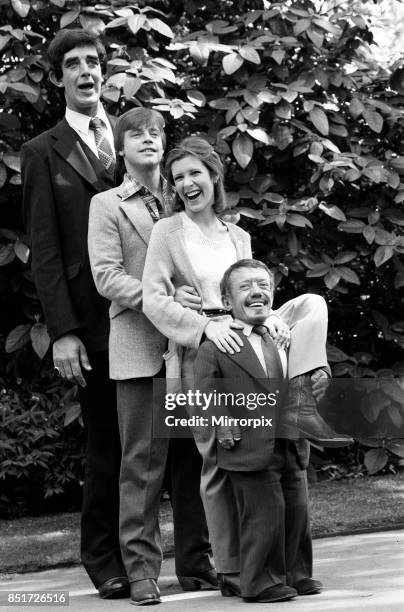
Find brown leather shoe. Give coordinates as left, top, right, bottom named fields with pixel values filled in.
left=294, top=577, right=323, bottom=595
left=177, top=568, right=218, bottom=591
left=98, top=576, right=130, bottom=599
left=130, top=579, right=161, bottom=606
left=243, top=584, right=297, bottom=603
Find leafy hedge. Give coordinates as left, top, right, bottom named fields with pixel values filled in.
left=1, top=0, right=404, bottom=513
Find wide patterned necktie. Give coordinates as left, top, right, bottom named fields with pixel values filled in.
left=252, top=324, right=284, bottom=380
left=89, top=117, right=115, bottom=172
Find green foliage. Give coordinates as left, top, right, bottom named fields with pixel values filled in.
left=0, top=375, right=84, bottom=518
left=0, top=0, right=404, bottom=507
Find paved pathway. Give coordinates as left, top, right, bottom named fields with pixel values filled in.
left=0, top=530, right=403, bottom=611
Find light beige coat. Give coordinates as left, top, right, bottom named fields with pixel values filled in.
left=88, top=185, right=167, bottom=380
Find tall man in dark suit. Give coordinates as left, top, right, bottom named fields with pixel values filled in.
left=194, top=259, right=323, bottom=603
left=21, top=29, right=128, bottom=599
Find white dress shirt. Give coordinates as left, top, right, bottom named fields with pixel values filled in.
left=238, top=319, right=287, bottom=377
left=65, top=103, right=115, bottom=160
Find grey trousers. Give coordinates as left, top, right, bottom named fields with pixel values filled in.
left=117, top=373, right=212, bottom=582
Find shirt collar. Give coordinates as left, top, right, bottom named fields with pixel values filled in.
left=234, top=318, right=272, bottom=337
left=65, top=103, right=109, bottom=135
left=119, top=173, right=174, bottom=204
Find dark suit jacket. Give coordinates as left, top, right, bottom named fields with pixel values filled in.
left=21, top=117, right=116, bottom=352
left=194, top=333, right=310, bottom=471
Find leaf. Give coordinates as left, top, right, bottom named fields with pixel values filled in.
left=186, top=90, right=206, bottom=107
left=344, top=168, right=361, bottom=182
left=246, top=128, right=270, bottom=144
left=128, top=13, right=146, bottom=35
left=223, top=52, right=244, bottom=75
left=0, top=244, right=15, bottom=266
left=385, top=440, right=404, bottom=458
left=123, top=76, right=142, bottom=98
left=149, top=18, right=174, bottom=38
left=326, top=344, right=350, bottom=362
left=11, top=0, right=30, bottom=18
left=309, top=107, right=329, bottom=136
left=338, top=219, right=366, bottom=234
left=14, top=240, right=29, bottom=264
left=60, top=8, right=80, bottom=28
left=381, top=380, right=404, bottom=403
left=338, top=266, right=360, bottom=284
left=334, top=251, right=357, bottom=265
left=64, top=402, right=82, bottom=427
left=319, top=203, right=346, bottom=221
left=306, top=263, right=330, bottom=277
left=79, top=15, right=105, bottom=36
left=232, top=134, right=253, bottom=169
left=349, top=98, right=364, bottom=119
left=294, top=19, right=311, bottom=36
left=5, top=324, right=31, bottom=352
left=363, top=110, right=384, bottom=134
left=0, top=164, right=6, bottom=188
left=307, top=28, right=323, bottom=48
left=271, top=49, right=285, bottom=65
left=275, top=100, right=292, bottom=120
left=239, top=46, right=260, bottom=64
left=364, top=448, right=388, bottom=475
left=286, top=213, right=313, bottom=228
left=363, top=225, right=375, bottom=244
left=374, top=246, right=394, bottom=267
left=273, top=124, right=292, bottom=150
left=30, top=323, right=50, bottom=359
left=190, top=43, right=210, bottom=66
left=236, top=207, right=264, bottom=220
left=324, top=269, right=341, bottom=289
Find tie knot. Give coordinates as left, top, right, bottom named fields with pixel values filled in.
left=252, top=324, right=270, bottom=339
left=90, top=117, right=104, bottom=130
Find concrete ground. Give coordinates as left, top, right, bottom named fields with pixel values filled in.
left=0, top=529, right=403, bottom=611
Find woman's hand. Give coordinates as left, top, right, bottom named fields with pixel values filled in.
left=266, top=314, right=290, bottom=350
left=174, top=285, right=202, bottom=310
left=205, top=319, right=244, bottom=354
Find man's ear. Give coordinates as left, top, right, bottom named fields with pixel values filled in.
left=49, top=70, right=64, bottom=89
left=222, top=294, right=232, bottom=311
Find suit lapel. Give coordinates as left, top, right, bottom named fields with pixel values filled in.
left=51, top=119, right=113, bottom=191
left=118, top=193, right=154, bottom=246
left=226, top=331, right=269, bottom=382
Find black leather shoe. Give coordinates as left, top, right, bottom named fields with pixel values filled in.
left=130, top=579, right=161, bottom=606
left=294, top=577, right=323, bottom=595
left=177, top=568, right=218, bottom=591
left=217, top=573, right=241, bottom=597
left=98, top=576, right=130, bottom=599
left=243, top=584, right=297, bottom=603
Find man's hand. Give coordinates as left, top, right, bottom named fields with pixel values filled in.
left=217, top=424, right=241, bottom=450
left=174, top=285, right=202, bottom=311
left=53, top=334, right=92, bottom=387
left=266, top=314, right=290, bottom=350
left=205, top=318, right=244, bottom=354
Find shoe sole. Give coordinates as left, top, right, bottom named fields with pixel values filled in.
left=130, top=598, right=162, bottom=606
left=244, top=594, right=296, bottom=603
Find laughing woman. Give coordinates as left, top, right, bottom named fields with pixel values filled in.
left=142, top=136, right=297, bottom=584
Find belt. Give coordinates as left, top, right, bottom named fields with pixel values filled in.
left=202, top=309, right=229, bottom=318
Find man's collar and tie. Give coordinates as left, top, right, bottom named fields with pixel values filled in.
left=236, top=320, right=287, bottom=378
left=65, top=104, right=115, bottom=172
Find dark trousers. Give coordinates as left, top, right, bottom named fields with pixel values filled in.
left=117, top=373, right=211, bottom=582
left=167, top=438, right=212, bottom=576
left=79, top=351, right=125, bottom=587
left=227, top=440, right=313, bottom=598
